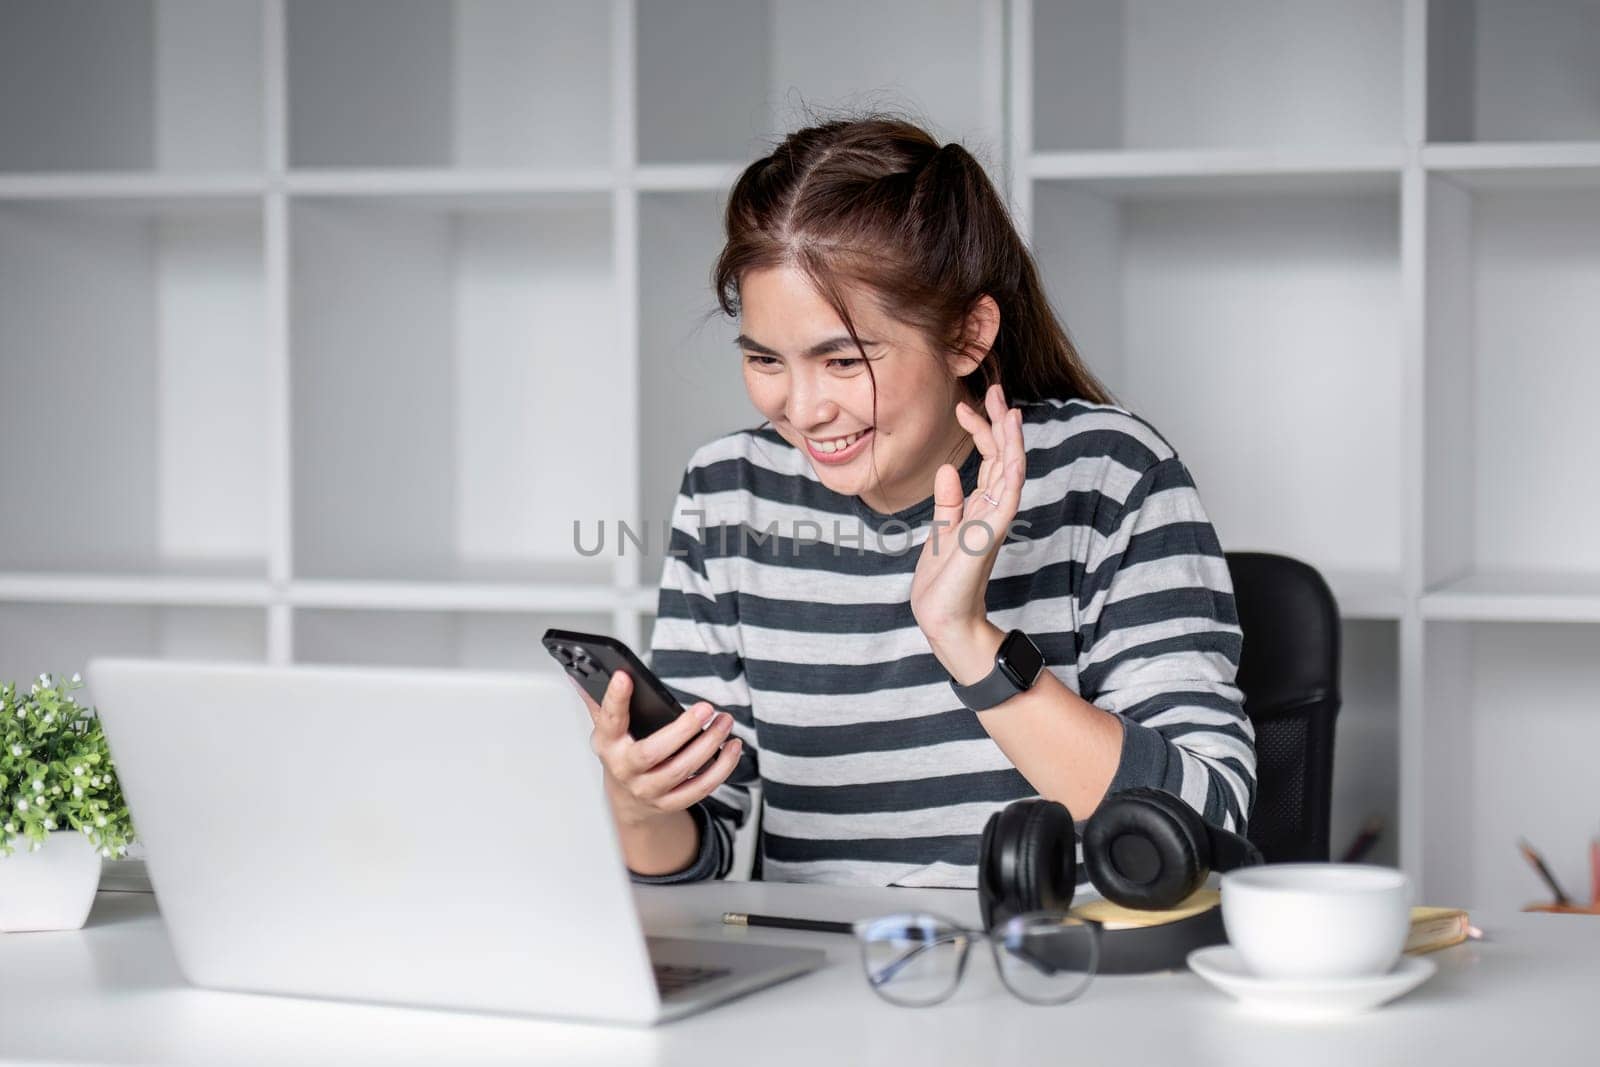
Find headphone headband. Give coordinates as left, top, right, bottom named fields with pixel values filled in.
left=1204, top=819, right=1264, bottom=871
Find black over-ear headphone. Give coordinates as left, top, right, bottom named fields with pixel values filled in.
left=978, top=787, right=1264, bottom=929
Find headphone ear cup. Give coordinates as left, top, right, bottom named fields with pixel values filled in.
left=1082, top=788, right=1209, bottom=910
left=1013, top=800, right=1078, bottom=917
left=978, top=810, right=1002, bottom=930
left=978, top=799, right=1077, bottom=928
left=980, top=801, right=1032, bottom=928
left=1012, top=801, right=1056, bottom=912
left=998, top=800, right=1040, bottom=920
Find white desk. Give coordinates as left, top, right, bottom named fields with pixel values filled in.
left=1, top=883, right=1596, bottom=1066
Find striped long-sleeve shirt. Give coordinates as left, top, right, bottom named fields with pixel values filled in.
left=635, top=398, right=1256, bottom=889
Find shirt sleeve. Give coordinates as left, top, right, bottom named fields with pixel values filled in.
left=1074, top=455, right=1257, bottom=835
left=629, top=467, right=759, bottom=884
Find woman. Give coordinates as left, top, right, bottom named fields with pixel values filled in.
left=574, top=116, right=1255, bottom=890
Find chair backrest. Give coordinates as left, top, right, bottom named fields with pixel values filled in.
left=1225, top=551, right=1342, bottom=863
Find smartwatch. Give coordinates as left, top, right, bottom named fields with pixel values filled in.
left=949, top=629, right=1045, bottom=711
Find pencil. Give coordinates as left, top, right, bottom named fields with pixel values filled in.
left=722, top=912, right=854, bottom=935
left=1339, top=816, right=1383, bottom=863
left=1517, top=838, right=1572, bottom=907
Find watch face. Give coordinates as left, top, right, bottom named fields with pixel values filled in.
left=998, top=630, right=1045, bottom=689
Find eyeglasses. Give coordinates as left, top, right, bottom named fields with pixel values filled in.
left=851, top=911, right=1102, bottom=1007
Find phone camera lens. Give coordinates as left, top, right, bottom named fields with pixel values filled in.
left=553, top=646, right=574, bottom=666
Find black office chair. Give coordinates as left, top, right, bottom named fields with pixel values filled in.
left=1225, top=551, right=1342, bottom=863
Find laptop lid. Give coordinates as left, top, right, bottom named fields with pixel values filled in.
left=87, top=658, right=665, bottom=1025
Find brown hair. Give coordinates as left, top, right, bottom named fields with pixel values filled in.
left=713, top=113, right=1113, bottom=461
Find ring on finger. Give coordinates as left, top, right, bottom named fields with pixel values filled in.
left=981, top=491, right=1001, bottom=507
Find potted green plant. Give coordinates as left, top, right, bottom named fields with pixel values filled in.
left=0, top=672, right=135, bottom=932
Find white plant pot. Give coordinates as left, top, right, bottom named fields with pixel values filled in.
left=0, top=831, right=103, bottom=932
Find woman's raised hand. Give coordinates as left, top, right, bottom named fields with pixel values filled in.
left=910, top=381, right=1026, bottom=644
left=570, top=670, right=743, bottom=827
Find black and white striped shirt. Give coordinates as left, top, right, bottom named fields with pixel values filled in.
left=638, top=398, right=1255, bottom=888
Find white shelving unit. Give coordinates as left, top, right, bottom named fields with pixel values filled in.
left=2, top=0, right=1595, bottom=912
left=1012, top=0, right=1600, bottom=911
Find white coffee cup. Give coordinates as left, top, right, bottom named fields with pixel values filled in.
left=1220, top=864, right=1412, bottom=980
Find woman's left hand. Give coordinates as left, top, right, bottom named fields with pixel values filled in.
left=910, top=382, right=1026, bottom=653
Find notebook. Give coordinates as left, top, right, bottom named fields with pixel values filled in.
left=1406, top=906, right=1473, bottom=954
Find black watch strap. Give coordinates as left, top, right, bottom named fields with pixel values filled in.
left=950, top=629, right=1044, bottom=711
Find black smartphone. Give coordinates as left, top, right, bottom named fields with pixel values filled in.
left=541, top=628, right=686, bottom=740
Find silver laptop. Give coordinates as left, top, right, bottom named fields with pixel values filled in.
left=86, top=658, right=824, bottom=1025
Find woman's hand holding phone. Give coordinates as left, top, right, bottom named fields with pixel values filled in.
left=570, top=670, right=743, bottom=828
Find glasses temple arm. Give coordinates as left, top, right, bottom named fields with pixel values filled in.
left=866, top=933, right=969, bottom=988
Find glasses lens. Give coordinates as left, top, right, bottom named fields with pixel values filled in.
left=855, top=914, right=968, bottom=1007
left=990, top=913, right=1100, bottom=1005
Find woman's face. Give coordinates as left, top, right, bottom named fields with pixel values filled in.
left=738, top=265, right=975, bottom=515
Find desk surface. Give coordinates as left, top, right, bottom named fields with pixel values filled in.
left=0, top=882, right=1596, bottom=1066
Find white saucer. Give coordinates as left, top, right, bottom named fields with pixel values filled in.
left=1187, top=946, right=1437, bottom=1019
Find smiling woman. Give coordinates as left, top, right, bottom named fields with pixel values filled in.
left=736, top=265, right=975, bottom=509
left=569, top=115, right=1256, bottom=890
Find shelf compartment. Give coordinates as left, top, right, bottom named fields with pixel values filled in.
left=636, top=190, right=758, bottom=588
left=1423, top=180, right=1600, bottom=587
left=290, top=193, right=622, bottom=584
left=0, top=197, right=270, bottom=577
left=1030, top=179, right=1404, bottom=584
left=0, top=0, right=263, bottom=173
left=286, top=0, right=611, bottom=170
left=292, top=607, right=609, bottom=674
left=1422, top=620, right=1600, bottom=912
left=1327, top=620, right=1400, bottom=868
left=1427, top=0, right=1600, bottom=144
left=635, top=0, right=1001, bottom=166
left=1030, top=0, right=1404, bottom=153
left=0, top=603, right=268, bottom=699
